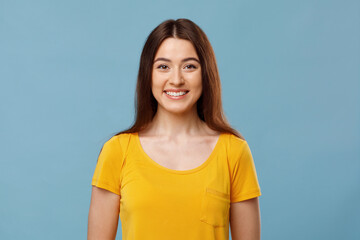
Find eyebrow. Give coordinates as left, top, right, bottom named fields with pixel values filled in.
left=153, top=57, right=200, bottom=64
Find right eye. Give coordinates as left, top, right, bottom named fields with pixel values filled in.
left=157, top=64, right=169, bottom=70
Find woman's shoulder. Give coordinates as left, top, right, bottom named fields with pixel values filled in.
left=103, top=132, right=136, bottom=153
left=112, top=131, right=135, bottom=138
left=112, top=132, right=136, bottom=144
left=222, top=132, right=247, bottom=144
left=220, top=133, right=253, bottom=165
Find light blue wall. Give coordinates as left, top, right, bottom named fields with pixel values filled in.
left=0, top=0, right=359, bottom=239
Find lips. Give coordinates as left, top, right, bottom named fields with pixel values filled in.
left=163, top=89, right=190, bottom=97
left=163, top=89, right=189, bottom=92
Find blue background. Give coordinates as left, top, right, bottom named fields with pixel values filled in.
left=1, top=0, right=359, bottom=239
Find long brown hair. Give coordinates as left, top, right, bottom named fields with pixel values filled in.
left=114, top=18, right=244, bottom=140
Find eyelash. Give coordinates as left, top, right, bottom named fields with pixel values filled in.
left=157, top=64, right=197, bottom=70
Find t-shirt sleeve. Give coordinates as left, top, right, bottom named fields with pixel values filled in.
left=230, top=138, right=261, bottom=203
left=91, top=136, right=123, bottom=196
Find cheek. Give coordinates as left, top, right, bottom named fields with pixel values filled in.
left=151, top=73, right=163, bottom=90
left=190, top=73, right=202, bottom=91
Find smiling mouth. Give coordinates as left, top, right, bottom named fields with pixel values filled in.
left=163, top=90, right=189, bottom=97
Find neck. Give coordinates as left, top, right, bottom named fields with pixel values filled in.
left=144, top=105, right=207, bottom=138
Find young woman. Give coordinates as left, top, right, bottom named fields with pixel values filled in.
left=88, top=18, right=261, bottom=240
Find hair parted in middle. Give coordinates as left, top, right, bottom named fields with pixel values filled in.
left=115, top=18, right=243, bottom=140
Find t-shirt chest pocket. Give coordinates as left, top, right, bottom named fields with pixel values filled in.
left=200, top=187, right=230, bottom=227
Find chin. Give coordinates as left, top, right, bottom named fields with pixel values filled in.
left=166, top=105, right=196, bottom=115
left=165, top=108, right=188, bottom=114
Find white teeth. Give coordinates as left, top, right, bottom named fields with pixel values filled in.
left=165, top=91, right=187, bottom=96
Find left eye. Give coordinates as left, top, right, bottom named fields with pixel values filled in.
left=185, top=64, right=196, bottom=69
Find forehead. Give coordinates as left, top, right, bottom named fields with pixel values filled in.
left=154, top=38, right=198, bottom=60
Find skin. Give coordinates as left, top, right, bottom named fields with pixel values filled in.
left=88, top=187, right=120, bottom=240
left=148, top=37, right=207, bottom=137
left=138, top=37, right=221, bottom=171
left=87, top=37, right=261, bottom=239
left=230, top=197, right=261, bottom=240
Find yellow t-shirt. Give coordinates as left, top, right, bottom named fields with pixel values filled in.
left=91, top=132, right=261, bottom=240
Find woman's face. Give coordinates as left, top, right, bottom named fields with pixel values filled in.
left=151, top=38, right=202, bottom=115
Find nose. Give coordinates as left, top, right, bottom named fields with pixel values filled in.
left=169, top=67, right=184, bottom=85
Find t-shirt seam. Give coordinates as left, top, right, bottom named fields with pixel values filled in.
left=92, top=178, right=120, bottom=195
left=231, top=189, right=261, bottom=202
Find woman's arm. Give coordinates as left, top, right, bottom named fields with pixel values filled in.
left=88, top=186, right=120, bottom=240
left=230, top=197, right=261, bottom=240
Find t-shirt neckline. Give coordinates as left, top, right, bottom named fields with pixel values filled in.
left=135, top=132, right=223, bottom=175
